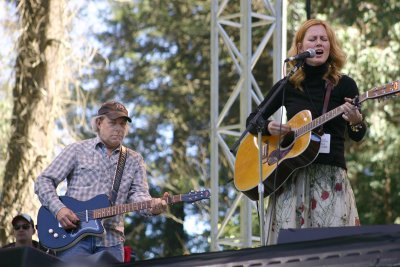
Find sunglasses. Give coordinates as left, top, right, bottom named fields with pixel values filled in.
left=13, top=224, right=31, bottom=230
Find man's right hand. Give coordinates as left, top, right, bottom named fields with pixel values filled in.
left=56, top=207, right=80, bottom=229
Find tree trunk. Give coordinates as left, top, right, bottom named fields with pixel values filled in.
left=0, top=0, right=67, bottom=245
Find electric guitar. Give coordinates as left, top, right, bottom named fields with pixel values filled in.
left=234, top=80, right=400, bottom=200
left=37, top=190, right=210, bottom=251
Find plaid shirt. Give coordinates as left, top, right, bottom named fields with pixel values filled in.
left=34, top=136, right=152, bottom=247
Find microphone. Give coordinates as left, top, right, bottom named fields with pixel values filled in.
left=284, top=48, right=316, bottom=62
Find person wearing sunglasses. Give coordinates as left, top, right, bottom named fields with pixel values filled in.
left=2, top=214, right=45, bottom=251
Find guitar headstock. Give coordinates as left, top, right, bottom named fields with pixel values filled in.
left=181, top=190, right=211, bottom=203
left=362, top=80, right=400, bottom=102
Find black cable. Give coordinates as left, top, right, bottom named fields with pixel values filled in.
left=265, top=66, right=289, bottom=245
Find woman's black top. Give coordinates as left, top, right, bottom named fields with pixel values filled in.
left=246, top=63, right=366, bottom=170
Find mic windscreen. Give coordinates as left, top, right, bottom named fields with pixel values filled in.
left=307, top=48, right=316, bottom=58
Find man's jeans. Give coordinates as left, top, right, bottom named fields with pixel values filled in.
left=56, top=236, right=124, bottom=263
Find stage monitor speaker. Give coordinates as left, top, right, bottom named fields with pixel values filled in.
left=87, top=250, right=120, bottom=264
left=52, top=251, right=120, bottom=267
left=277, top=224, right=400, bottom=244
left=128, top=224, right=400, bottom=267
left=0, top=246, right=60, bottom=267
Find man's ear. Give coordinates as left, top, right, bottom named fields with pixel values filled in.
left=96, top=117, right=104, bottom=129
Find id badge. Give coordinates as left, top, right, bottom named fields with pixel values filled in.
left=319, top=133, right=331, bottom=154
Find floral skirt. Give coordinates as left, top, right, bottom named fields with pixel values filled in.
left=265, top=163, right=360, bottom=245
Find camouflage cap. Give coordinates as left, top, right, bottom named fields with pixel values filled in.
left=98, top=101, right=132, bottom=122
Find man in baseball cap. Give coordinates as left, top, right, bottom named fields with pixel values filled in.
left=34, top=99, right=169, bottom=262
left=2, top=214, right=40, bottom=249
left=11, top=213, right=35, bottom=228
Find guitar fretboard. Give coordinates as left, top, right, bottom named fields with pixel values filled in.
left=294, top=80, right=400, bottom=138
left=294, top=105, right=347, bottom=137
left=92, top=195, right=182, bottom=219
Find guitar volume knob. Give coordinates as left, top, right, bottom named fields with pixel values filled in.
left=53, top=233, right=59, bottom=238
left=48, top=229, right=54, bottom=234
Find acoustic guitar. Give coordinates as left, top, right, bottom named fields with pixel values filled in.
left=234, top=80, right=399, bottom=200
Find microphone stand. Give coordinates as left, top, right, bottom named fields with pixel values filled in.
left=230, top=60, right=304, bottom=246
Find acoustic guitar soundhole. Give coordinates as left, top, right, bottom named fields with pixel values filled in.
left=280, top=131, right=295, bottom=148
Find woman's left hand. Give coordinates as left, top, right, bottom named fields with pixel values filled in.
left=342, top=97, right=363, bottom=125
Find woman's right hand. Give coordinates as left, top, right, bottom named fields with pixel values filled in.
left=267, top=121, right=291, bottom=136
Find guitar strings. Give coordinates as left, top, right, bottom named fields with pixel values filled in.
left=61, top=191, right=209, bottom=221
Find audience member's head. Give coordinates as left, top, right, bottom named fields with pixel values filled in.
left=11, top=213, right=36, bottom=247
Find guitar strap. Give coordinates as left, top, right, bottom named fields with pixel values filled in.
left=109, top=145, right=127, bottom=206
left=320, top=80, right=334, bottom=132
left=322, top=80, right=333, bottom=114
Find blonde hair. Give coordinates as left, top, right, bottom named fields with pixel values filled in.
left=287, top=19, right=346, bottom=89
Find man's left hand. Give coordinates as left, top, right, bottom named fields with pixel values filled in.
left=150, top=192, right=169, bottom=215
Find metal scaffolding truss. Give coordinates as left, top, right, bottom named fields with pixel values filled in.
left=210, top=0, right=287, bottom=250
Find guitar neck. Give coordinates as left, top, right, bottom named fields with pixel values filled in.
left=92, top=195, right=182, bottom=219
left=295, top=105, right=344, bottom=137
left=295, top=91, right=370, bottom=137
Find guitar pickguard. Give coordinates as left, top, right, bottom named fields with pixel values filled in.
left=266, top=146, right=292, bottom=165
left=69, top=220, right=103, bottom=238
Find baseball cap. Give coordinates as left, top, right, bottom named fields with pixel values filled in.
left=97, top=101, right=132, bottom=122
left=12, top=213, right=34, bottom=227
